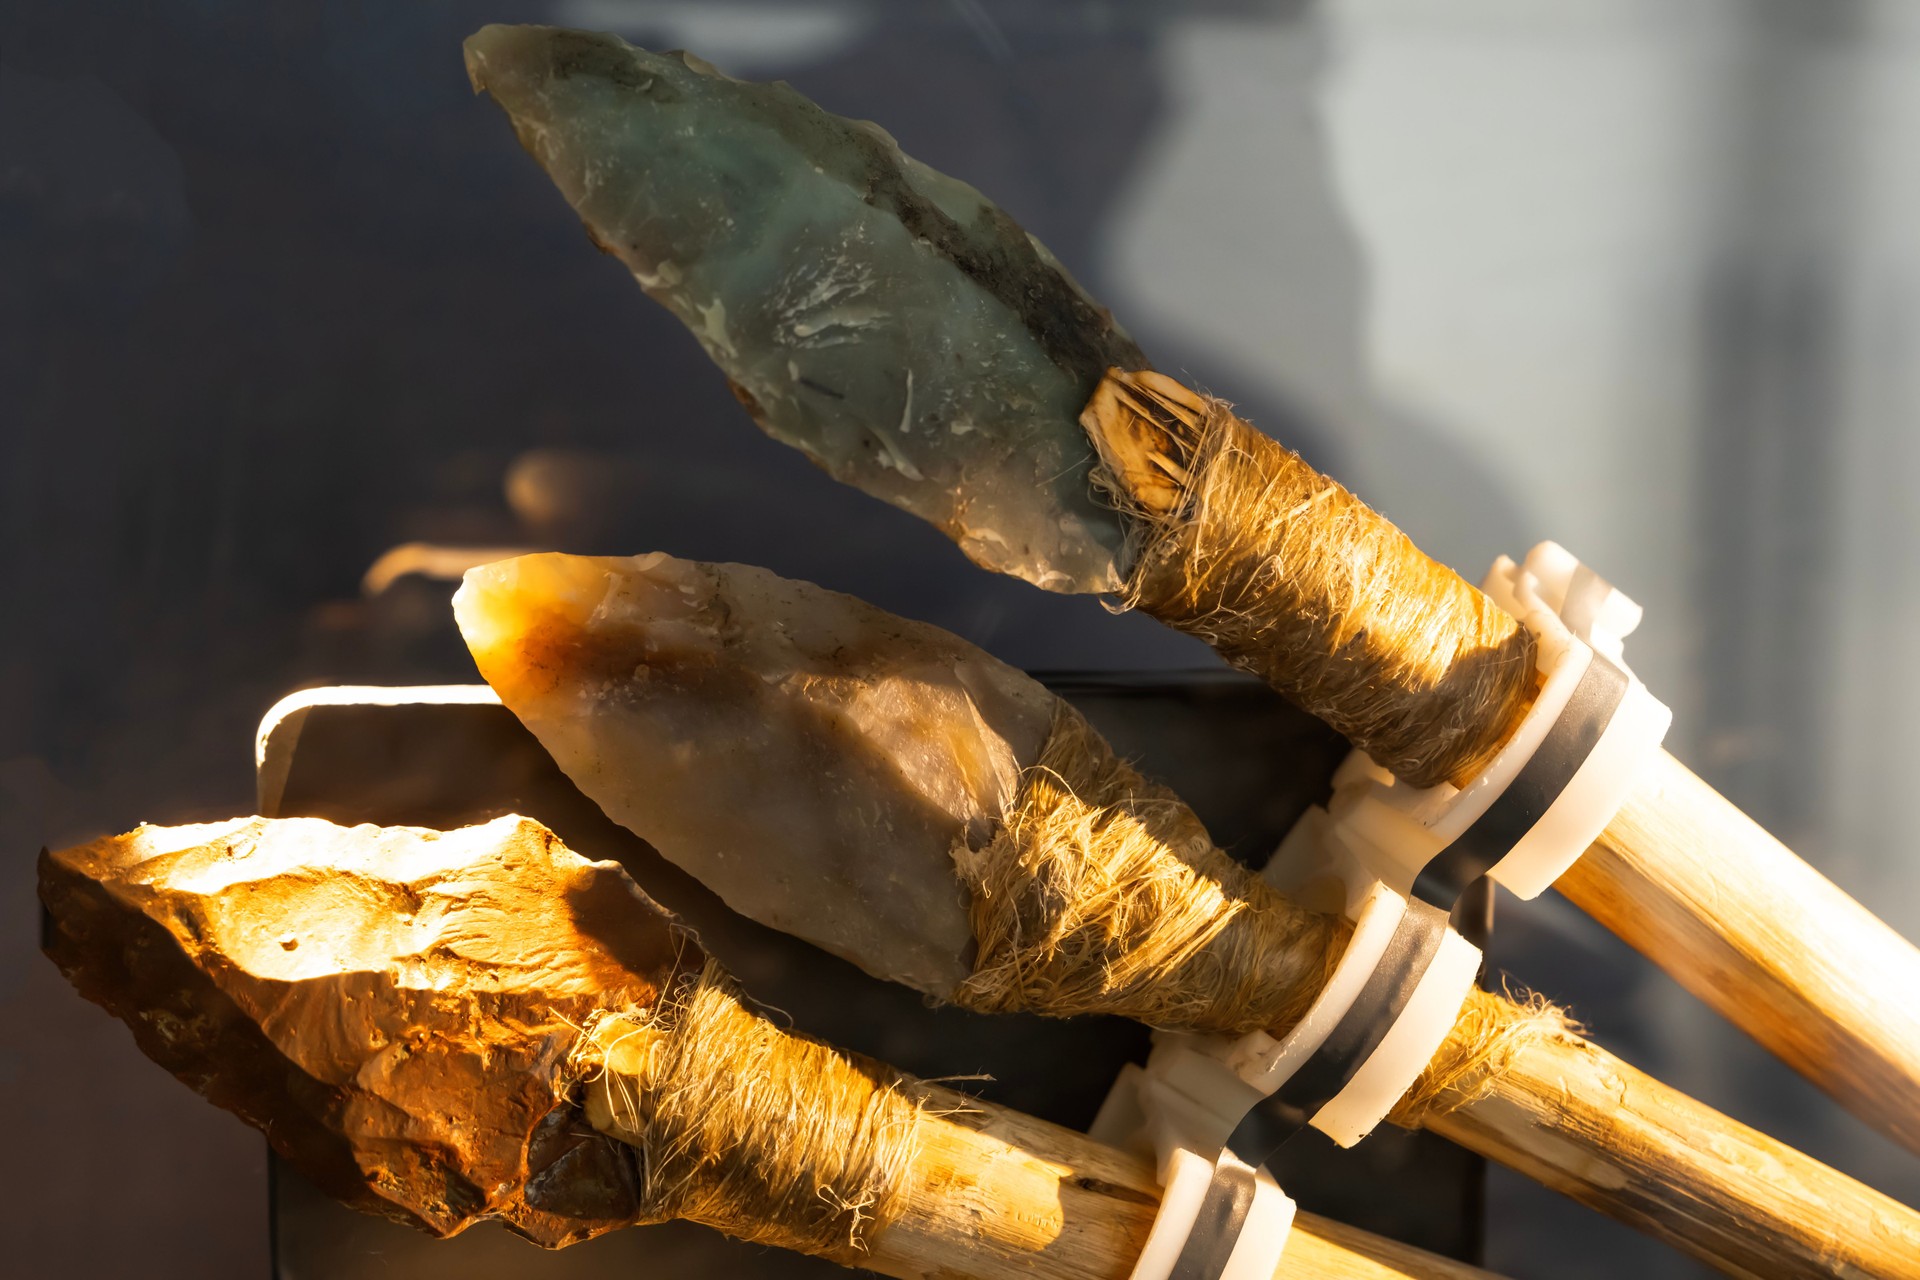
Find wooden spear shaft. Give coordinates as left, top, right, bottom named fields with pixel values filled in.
left=877, top=1087, right=1498, bottom=1280
left=585, top=1056, right=1500, bottom=1280
left=1083, top=369, right=1920, bottom=1158
left=879, top=1071, right=1920, bottom=1280
left=1422, top=994, right=1920, bottom=1280
left=1557, top=750, right=1920, bottom=1154
left=565, top=900, right=1919, bottom=1277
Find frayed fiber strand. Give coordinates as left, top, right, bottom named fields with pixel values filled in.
left=1082, top=368, right=1536, bottom=789
left=953, top=702, right=1348, bottom=1036
left=1390, top=984, right=1581, bottom=1127
left=573, top=959, right=921, bottom=1262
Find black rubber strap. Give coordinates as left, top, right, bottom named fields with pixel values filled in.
left=1167, top=1158, right=1258, bottom=1280
left=1225, top=898, right=1451, bottom=1167
left=1411, top=650, right=1630, bottom=909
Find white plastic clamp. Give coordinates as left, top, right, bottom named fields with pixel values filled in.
left=1166, top=859, right=1483, bottom=1153
left=1314, top=540, right=1672, bottom=905
left=1163, top=542, right=1672, bottom=1155
left=1091, top=1053, right=1296, bottom=1280
left=1092, top=870, right=1477, bottom=1246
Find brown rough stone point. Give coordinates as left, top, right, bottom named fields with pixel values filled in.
left=39, top=814, right=691, bottom=1245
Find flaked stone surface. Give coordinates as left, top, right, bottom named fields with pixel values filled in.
left=464, top=24, right=1139, bottom=593
left=39, top=814, right=690, bottom=1246
left=455, top=552, right=1058, bottom=996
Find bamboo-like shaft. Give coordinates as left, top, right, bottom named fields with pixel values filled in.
left=1279, top=1215, right=1505, bottom=1280
left=1424, top=1018, right=1920, bottom=1279
left=1556, top=749, right=1920, bottom=1156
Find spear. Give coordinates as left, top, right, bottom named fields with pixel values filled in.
left=455, top=550, right=1920, bottom=1280
left=39, top=813, right=1493, bottom=1280
left=463, top=22, right=1920, bottom=1156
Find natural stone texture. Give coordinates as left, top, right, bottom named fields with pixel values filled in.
left=464, top=24, right=1141, bottom=593
left=39, top=814, right=690, bottom=1245
left=455, top=551, right=1058, bottom=995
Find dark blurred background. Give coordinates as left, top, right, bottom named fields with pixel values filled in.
left=6, top=1, right=1919, bottom=1276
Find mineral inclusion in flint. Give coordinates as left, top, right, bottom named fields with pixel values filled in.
left=464, top=24, right=1141, bottom=592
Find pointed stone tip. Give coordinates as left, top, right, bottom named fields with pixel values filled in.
left=39, top=810, right=697, bottom=1242
left=461, top=25, right=701, bottom=194
left=463, top=23, right=619, bottom=104
left=450, top=556, right=512, bottom=651
left=457, top=552, right=697, bottom=706
left=462, top=23, right=529, bottom=95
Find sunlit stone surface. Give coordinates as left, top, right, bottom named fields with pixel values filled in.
left=455, top=552, right=1058, bottom=994
left=464, top=24, right=1140, bottom=592
left=39, top=814, right=687, bottom=1245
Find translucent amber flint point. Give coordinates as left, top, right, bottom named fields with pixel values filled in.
left=455, top=551, right=1061, bottom=998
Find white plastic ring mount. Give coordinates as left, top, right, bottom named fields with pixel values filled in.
left=1106, top=852, right=1477, bottom=1160
left=1090, top=1065, right=1296, bottom=1280
left=1157, top=870, right=1480, bottom=1151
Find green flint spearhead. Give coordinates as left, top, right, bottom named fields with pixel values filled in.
left=465, top=24, right=1142, bottom=592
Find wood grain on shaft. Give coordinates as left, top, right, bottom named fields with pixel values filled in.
left=1422, top=1024, right=1920, bottom=1279
left=860, top=1083, right=1498, bottom=1280
left=1556, top=748, right=1920, bottom=1157
left=1278, top=1214, right=1506, bottom=1280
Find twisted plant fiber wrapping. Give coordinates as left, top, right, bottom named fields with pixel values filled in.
left=953, top=701, right=1579, bottom=1121
left=575, top=959, right=921, bottom=1262
left=953, top=702, right=1347, bottom=1036
left=1121, top=395, right=1537, bottom=790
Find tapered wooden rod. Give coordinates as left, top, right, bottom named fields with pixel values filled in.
left=1423, top=1006, right=1920, bottom=1280
left=876, top=1085, right=1499, bottom=1280
left=1557, top=748, right=1920, bottom=1155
